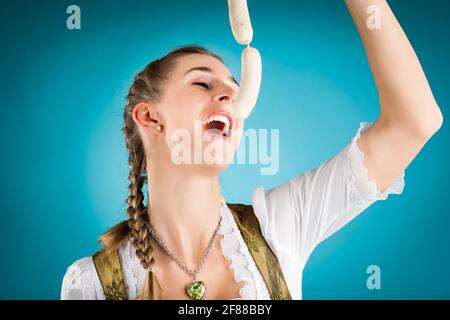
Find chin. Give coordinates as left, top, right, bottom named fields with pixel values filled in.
left=209, top=162, right=231, bottom=173
left=193, top=159, right=233, bottom=176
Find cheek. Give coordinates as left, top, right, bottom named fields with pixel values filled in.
left=232, top=120, right=245, bottom=148
left=163, top=102, right=198, bottom=131
left=170, top=112, right=193, bottom=130
left=169, top=93, right=204, bottom=128
left=235, top=119, right=245, bottom=135
left=236, top=119, right=244, bottom=129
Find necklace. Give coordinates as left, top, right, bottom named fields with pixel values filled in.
left=145, top=216, right=222, bottom=300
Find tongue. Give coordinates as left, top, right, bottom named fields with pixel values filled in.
left=205, top=120, right=226, bottom=133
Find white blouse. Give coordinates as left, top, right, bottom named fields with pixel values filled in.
left=61, top=121, right=405, bottom=300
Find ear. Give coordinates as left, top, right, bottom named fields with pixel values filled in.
left=132, top=102, right=161, bottom=134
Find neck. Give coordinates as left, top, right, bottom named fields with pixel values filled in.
left=146, top=166, right=224, bottom=268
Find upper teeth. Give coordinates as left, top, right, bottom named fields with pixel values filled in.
left=202, top=114, right=230, bottom=133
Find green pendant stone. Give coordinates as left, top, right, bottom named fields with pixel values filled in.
left=186, top=281, right=206, bottom=300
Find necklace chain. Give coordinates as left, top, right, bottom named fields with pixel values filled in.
left=144, top=216, right=222, bottom=280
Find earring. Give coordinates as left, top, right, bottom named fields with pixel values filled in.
left=155, top=124, right=162, bottom=132
left=152, top=112, right=158, bottom=117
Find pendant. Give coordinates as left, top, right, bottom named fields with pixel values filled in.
left=186, top=280, right=206, bottom=300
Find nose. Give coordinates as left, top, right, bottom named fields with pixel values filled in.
left=212, top=84, right=238, bottom=104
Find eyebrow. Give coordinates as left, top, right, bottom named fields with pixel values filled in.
left=184, top=66, right=239, bottom=86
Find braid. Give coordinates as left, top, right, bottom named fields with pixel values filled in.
left=125, top=136, right=162, bottom=300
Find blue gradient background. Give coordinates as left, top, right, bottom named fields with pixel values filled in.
left=0, top=0, right=448, bottom=299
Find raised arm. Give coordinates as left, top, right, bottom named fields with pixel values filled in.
left=345, top=0, right=443, bottom=193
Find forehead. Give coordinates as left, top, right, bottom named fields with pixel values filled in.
left=172, top=54, right=231, bottom=78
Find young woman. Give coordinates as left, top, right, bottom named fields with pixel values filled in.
left=61, top=0, right=443, bottom=300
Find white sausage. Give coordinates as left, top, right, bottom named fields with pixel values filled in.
left=228, top=0, right=253, bottom=45
left=231, top=46, right=262, bottom=119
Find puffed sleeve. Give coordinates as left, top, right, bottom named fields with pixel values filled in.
left=61, top=257, right=105, bottom=300
left=252, top=121, right=405, bottom=270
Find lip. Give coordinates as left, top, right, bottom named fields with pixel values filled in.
left=203, top=110, right=234, bottom=131
left=202, top=110, right=234, bottom=141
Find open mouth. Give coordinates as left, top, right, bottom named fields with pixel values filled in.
left=202, top=112, right=233, bottom=138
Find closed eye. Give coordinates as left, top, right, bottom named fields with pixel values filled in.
left=193, top=82, right=210, bottom=90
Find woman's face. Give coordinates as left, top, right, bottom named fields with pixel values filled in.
left=146, top=53, right=244, bottom=174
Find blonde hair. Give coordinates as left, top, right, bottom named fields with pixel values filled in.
left=98, top=45, right=224, bottom=299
